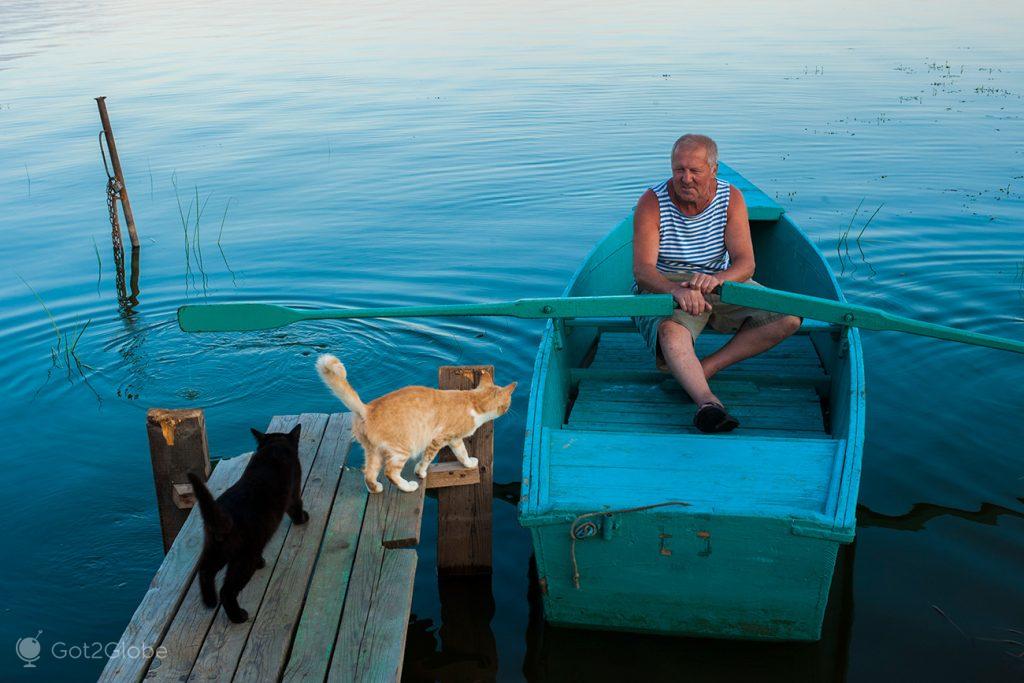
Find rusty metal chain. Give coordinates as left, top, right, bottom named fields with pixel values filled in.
left=100, top=132, right=128, bottom=304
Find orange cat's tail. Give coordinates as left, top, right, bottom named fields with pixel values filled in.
left=316, top=354, right=367, bottom=418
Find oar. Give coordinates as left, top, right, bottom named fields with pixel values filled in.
left=716, top=281, right=1024, bottom=354
left=177, top=295, right=676, bottom=333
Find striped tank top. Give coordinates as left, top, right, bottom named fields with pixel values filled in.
left=653, top=178, right=731, bottom=274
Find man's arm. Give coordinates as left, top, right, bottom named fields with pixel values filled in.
left=685, top=185, right=756, bottom=293
left=633, top=190, right=711, bottom=315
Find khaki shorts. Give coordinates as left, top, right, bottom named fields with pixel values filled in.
left=632, top=272, right=787, bottom=367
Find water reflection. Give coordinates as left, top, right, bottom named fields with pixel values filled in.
left=522, top=544, right=856, bottom=682
left=404, top=576, right=500, bottom=682
left=857, top=499, right=1024, bottom=532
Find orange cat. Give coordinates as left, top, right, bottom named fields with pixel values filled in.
left=316, top=354, right=516, bottom=494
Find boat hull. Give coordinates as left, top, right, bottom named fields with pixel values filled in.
left=531, top=513, right=840, bottom=640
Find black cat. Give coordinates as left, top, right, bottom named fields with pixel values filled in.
left=187, top=424, right=309, bottom=623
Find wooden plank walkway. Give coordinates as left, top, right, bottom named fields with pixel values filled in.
left=569, top=331, right=830, bottom=437
left=100, top=412, right=428, bottom=683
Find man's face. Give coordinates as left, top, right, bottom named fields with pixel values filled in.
left=671, top=146, right=716, bottom=202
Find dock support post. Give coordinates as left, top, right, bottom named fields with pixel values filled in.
left=437, top=366, right=494, bottom=576
left=146, top=408, right=211, bottom=553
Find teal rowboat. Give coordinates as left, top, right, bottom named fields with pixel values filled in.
left=517, top=164, right=864, bottom=641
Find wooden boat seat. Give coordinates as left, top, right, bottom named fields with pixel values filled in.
left=568, top=331, right=829, bottom=438
left=538, top=428, right=844, bottom=516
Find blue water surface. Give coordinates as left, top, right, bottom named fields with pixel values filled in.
left=1, top=2, right=1023, bottom=680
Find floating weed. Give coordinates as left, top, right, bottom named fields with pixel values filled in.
left=172, top=173, right=195, bottom=291
left=931, top=604, right=970, bottom=640
left=24, top=162, right=31, bottom=197
left=838, top=199, right=864, bottom=277
left=173, top=174, right=221, bottom=297
left=1016, top=257, right=1024, bottom=302
left=192, top=185, right=212, bottom=295
left=92, top=236, right=102, bottom=295
left=837, top=200, right=883, bottom=278
left=855, top=203, right=883, bottom=278
left=17, top=274, right=95, bottom=388
left=217, top=197, right=238, bottom=286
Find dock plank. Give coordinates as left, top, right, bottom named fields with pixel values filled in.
left=283, top=468, right=369, bottom=682
left=98, top=454, right=251, bottom=683
left=233, top=413, right=355, bottom=682
left=329, top=487, right=418, bottom=682
left=184, top=414, right=329, bottom=682
left=381, top=461, right=428, bottom=549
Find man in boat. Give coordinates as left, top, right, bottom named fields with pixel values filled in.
left=632, top=134, right=803, bottom=433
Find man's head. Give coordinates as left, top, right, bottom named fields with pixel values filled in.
left=670, top=134, right=718, bottom=203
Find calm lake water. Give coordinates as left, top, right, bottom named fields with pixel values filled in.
left=2, top=1, right=1023, bottom=680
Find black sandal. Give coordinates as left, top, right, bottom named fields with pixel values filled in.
left=693, top=402, right=740, bottom=434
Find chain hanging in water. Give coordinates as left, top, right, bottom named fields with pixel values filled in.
left=100, top=132, right=128, bottom=305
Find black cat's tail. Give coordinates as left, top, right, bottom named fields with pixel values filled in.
left=187, top=473, right=233, bottom=535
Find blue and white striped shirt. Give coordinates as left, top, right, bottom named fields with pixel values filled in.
left=653, top=178, right=731, bottom=274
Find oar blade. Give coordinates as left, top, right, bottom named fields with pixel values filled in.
left=177, top=303, right=304, bottom=332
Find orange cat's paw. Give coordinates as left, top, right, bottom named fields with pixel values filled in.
left=464, top=457, right=479, bottom=469
left=415, top=466, right=429, bottom=479
left=365, top=480, right=384, bottom=494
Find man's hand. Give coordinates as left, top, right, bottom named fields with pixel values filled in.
left=682, top=272, right=722, bottom=294
left=672, top=285, right=712, bottom=316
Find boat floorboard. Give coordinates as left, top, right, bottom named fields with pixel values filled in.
left=569, top=331, right=829, bottom=437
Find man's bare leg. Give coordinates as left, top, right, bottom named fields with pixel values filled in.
left=700, top=315, right=803, bottom=380
left=658, top=321, right=720, bottom=406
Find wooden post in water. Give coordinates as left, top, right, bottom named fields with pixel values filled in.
left=95, top=96, right=140, bottom=248
left=146, top=408, right=211, bottom=553
left=437, top=366, right=494, bottom=576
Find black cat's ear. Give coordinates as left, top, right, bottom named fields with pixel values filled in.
left=250, top=428, right=265, bottom=443
left=288, top=424, right=302, bottom=441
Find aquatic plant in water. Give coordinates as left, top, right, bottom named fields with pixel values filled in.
left=173, top=174, right=236, bottom=296
left=17, top=275, right=97, bottom=397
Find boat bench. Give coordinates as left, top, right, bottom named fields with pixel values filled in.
left=569, top=331, right=831, bottom=438
left=100, top=412, right=426, bottom=682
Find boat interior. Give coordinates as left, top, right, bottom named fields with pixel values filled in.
left=568, top=324, right=831, bottom=439
left=520, top=164, right=862, bottom=533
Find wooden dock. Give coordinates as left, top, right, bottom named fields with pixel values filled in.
left=101, top=366, right=495, bottom=682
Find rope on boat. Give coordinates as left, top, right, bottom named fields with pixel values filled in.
left=569, top=500, right=691, bottom=589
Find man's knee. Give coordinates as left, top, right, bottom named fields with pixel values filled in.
left=780, top=315, right=803, bottom=337
left=658, top=320, right=696, bottom=351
